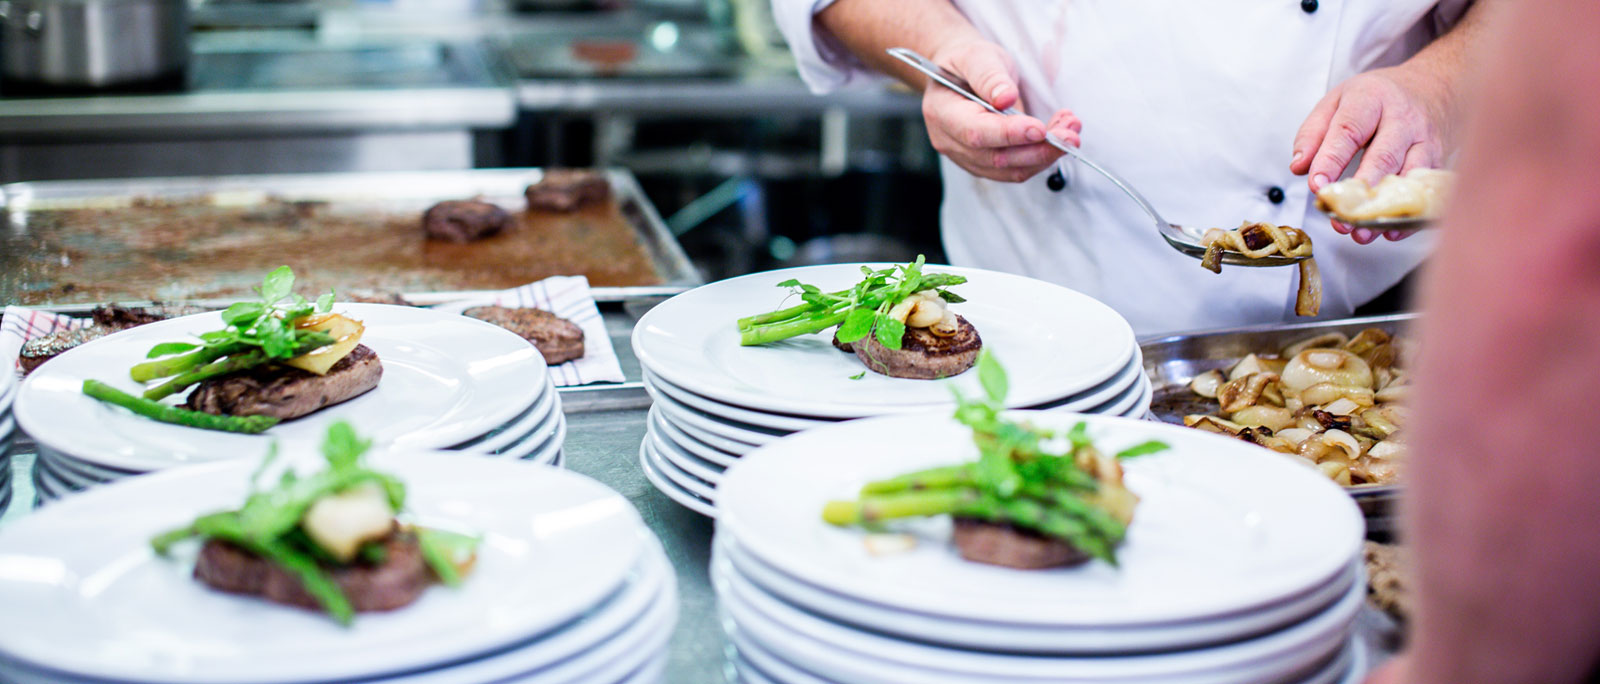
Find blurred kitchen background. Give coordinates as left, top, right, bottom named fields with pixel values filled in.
left=0, top=0, right=944, bottom=280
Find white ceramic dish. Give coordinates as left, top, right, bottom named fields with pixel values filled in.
left=649, top=407, right=739, bottom=468
left=639, top=441, right=716, bottom=517
left=725, top=629, right=1362, bottom=684
left=15, top=304, right=548, bottom=472
left=654, top=405, right=758, bottom=457
left=716, top=535, right=1359, bottom=654
left=644, top=437, right=717, bottom=500
left=372, top=535, right=675, bottom=684
left=633, top=264, right=1136, bottom=418
left=0, top=450, right=645, bottom=684
left=643, top=369, right=829, bottom=433
left=454, top=375, right=559, bottom=454
left=716, top=413, right=1364, bottom=627
left=648, top=425, right=726, bottom=484
left=715, top=546, right=1360, bottom=681
left=648, top=385, right=785, bottom=446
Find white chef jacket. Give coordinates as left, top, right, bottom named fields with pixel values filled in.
left=773, top=0, right=1470, bottom=336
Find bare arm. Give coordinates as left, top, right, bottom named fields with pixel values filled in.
left=1376, top=3, right=1600, bottom=683
left=1291, top=0, right=1508, bottom=243
left=815, top=0, right=1080, bottom=183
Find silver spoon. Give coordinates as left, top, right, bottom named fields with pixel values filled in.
left=887, top=47, right=1308, bottom=268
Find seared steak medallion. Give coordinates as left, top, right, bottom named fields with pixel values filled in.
left=90, top=303, right=210, bottom=329
left=422, top=200, right=511, bottom=243
left=194, top=530, right=432, bottom=613
left=462, top=306, right=585, bottom=365
left=524, top=170, right=610, bottom=212
left=853, top=315, right=982, bottom=380
left=19, top=302, right=213, bottom=375
left=951, top=518, right=1091, bottom=570
left=183, top=345, right=382, bottom=420
left=19, top=327, right=114, bottom=375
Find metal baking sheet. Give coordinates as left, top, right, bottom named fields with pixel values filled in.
left=0, top=168, right=701, bottom=306
left=1140, top=313, right=1416, bottom=537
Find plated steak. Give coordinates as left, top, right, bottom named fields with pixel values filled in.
left=524, top=170, right=610, bottom=212
left=183, top=345, right=382, bottom=420
left=853, top=315, right=982, bottom=380
left=462, top=306, right=585, bottom=364
left=951, top=518, right=1091, bottom=570
left=422, top=200, right=510, bottom=243
left=194, top=530, right=432, bottom=613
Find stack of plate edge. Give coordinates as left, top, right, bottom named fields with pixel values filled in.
left=1, top=369, right=15, bottom=512
left=27, top=375, right=566, bottom=505
left=0, top=457, right=676, bottom=684
left=640, top=352, right=1154, bottom=518
left=711, top=534, right=1368, bottom=684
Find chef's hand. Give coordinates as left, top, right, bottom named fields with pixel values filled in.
left=923, top=40, right=1081, bottom=183
left=1290, top=65, right=1448, bottom=244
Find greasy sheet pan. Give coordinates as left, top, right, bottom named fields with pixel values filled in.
left=0, top=168, right=700, bottom=306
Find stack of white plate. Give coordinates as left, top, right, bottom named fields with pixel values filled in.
left=632, top=264, right=1150, bottom=516
left=0, top=367, right=16, bottom=511
left=14, top=304, right=565, bottom=504
left=0, top=451, right=675, bottom=684
left=714, top=413, right=1370, bottom=684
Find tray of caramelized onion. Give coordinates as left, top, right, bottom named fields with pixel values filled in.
left=1140, top=313, right=1413, bottom=537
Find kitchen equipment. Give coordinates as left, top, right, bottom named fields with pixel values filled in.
left=1140, top=312, right=1413, bottom=536
left=0, top=0, right=189, bottom=92
left=887, top=47, right=1307, bottom=269
left=0, top=169, right=700, bottom=306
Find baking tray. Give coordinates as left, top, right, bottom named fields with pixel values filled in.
left=0, top=168, right=701, bottom=306
left=1140, top=313, right=1416, bottom=537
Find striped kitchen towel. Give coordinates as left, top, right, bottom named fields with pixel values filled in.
left=2, top=306, right=88, bottom=375
left=429, top=276, right=624, bottom=386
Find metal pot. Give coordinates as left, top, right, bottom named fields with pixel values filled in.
left=0, top=0, right=189, bottom=91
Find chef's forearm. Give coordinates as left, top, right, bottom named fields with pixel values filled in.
left=1407, top=1, right=1600, bottom=683
left=815, top=0, right=988, bottom=89
left=1389, top=0, right=1508, bottom=151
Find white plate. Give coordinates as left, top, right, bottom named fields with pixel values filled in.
left=718, top=557, right=1361, bottom=683
left=644, top=370, right=829, bottom=433
left=639, top=441, right=716, bottom=517
left=633, top=264, right=1135, bottom=418
left=650, top=387, right=784, bottom=446
left=0, top=411, right=13, bottom=447
left=454, top=375, right=558, bottom=454
left=368, top=534, right=673, bottom=684
left=648, top=426, right=726, bottom=484
left=649, top=407, right=740, bottom=468
left=728, top=630, right=828, bottom=684
left=492, top=409, right=566, bottom=461
left=1026, top=348, right=1144, bottom=413
left=716, top=412, right=1364, bottom=627
left=655, top=405, right=758, bottom=457
left=727, top=631, right=1362, bottom=684
left=0, top=450, right=645, bottom=684
left=716, top=535, right=1359, bottom=654
left=644, top=437, right=718, bottom=500
left=15, top=304, right=548, bottom=472
left=37, top=444, right=136, bottom=481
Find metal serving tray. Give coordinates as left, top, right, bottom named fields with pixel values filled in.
left=1140, top=313, right=1416, bottom=537
left=0, top=168, right=701, bottom=306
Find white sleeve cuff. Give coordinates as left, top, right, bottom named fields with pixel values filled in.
left=771, top=0, right=876, bottom=94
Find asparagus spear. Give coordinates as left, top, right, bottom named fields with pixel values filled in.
left=130, top=341, right=247, bottom=383
left=140, top=333, right=332, bottom=401
left=736, top=259, right=967, bottom=347
left=822, top=487, right=1120, bottom=564
left=193, top=511, right=355, bottom=625
left=83, top=380, right=280, bottom=434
